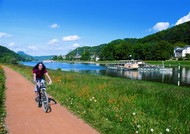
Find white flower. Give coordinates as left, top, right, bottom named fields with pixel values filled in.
left=137, top=125, right=140, bottom=128
left=90, top=99, right=92, bottom=101
left=166, top=128, right=170, bottom=132
left=132, top=112, right=136, bottom=116
left=94, top=100, right=97, bottom=102
left=135, top=131, right=138, bottom=133
left=150, top=128, right=154, bottom=132
left=92, top=97, right=95, bottom=99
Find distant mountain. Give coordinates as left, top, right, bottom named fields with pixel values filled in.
left=33, top=55, right=55, bottom=61
left=0, top=45, right=24, bottom=63
left=17, top=51, right=34, bottom=61
left=17, top=51, right=55, bottom=61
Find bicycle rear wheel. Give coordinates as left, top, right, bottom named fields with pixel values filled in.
left=41, top=90, right=51, bottom=113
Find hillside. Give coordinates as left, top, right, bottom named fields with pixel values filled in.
left=139, top=21, right=190, bottom=44
left=66, top=21, right=190, bottom=61
left=66, top=44, right=106, bottom=58
left=0, top=45, right=23, bottom=63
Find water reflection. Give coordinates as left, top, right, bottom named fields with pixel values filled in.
left=103, top=67, right=190, bottom=86
left=104, top=69, right=173, bottom=83
left=20, top=61, right=190, bottom=87
left=181, top=67, right=190, bottom=85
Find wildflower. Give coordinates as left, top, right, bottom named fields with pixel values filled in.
left=92, top=97, right=95, bottom=99
left=132, top=112, right=136, bottom=116
left=94, top=100, right=97, bottom=102
left=135, top=131, right=138, bottom=133
left=137, top=125, right=140, bottom=128
left=150, top=128, right=154, bottom=132
left=90, top=99, right=92, bottom=101
left=120, top=117, right=123, bottom=122
left=166, top=128, right=170, bottom=132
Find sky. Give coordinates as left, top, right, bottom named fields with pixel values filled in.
left=0, top=0, right=190, bottom=56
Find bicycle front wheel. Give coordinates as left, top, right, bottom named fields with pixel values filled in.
left=41, top=90, right=51, bottom=113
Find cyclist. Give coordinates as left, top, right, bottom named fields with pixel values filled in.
left=33, top=62, right=52, bottom=106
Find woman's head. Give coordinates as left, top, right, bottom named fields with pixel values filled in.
left=33, top=62, right=46, bottom=70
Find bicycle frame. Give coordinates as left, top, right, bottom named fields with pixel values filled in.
left=36, top=80, right=51, bottom=113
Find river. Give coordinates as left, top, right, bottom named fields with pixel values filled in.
left=20, top=61, right=190, bottom=87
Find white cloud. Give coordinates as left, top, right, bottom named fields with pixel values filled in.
left=175, top=12, right=190, bottom=25
left=63, top=35, right=80, bottom=41
left=28, top=46, right=38, bottom=51
left=72, top=43, right=80, bottom=48
left=152, top=22, right=170, bottom=32
left=8, top=42, right=16, bottom=47
left=50, top=23, right=60, bottom=29
left=0, top=32, right=12, bottom=38
left=48, top=39, right=59, bottom=45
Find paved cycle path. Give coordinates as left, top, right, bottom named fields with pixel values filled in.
left=3, top=66, right=99, bottom=134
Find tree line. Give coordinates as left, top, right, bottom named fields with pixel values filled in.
left=66, top=21, right=190, bottom=61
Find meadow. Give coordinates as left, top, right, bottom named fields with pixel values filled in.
left=0, top=66, right=7, bottom=134
left=7, top=64, right=190, bottom=133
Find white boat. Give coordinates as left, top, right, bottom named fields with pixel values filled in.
left=106, top=64, right=124, bottom=70
left=43, top=60, right=54, bottom=63
left=138, top=61, right=173, bottom=72
left=106, top=60, right=144, bottom=71
left=123, top=60, right=139, bottom=70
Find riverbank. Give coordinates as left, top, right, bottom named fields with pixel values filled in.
left=6, top=64, right=190, bottom=133
left=56, top=60, right=190, bottom=67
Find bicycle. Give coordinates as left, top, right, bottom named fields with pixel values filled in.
left=35, top=80, right=51, bottom=113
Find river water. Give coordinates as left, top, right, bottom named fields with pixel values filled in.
left=20, top=61, right=190, bottom=87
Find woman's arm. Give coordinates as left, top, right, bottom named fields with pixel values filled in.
left=45, top=73, right=52, bottom=84
left=33, top=73, right=37, bottom=83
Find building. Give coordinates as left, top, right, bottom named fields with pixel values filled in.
left=74, top=50, right=81, bottom=60
left=174, top=45, right=190, bottom=58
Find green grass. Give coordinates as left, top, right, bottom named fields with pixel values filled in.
left=8, top=64, right=190, bottom=134
left=0, top=66, right=7, bottom=134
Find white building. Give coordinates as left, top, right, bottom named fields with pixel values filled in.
left=174, top=45, right=190, bottom=58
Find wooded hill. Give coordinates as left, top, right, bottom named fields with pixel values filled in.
left=66, top=21, right=190, bottom=61
left=0, top=45, right=24, bottom=63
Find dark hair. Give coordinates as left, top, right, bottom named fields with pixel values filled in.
left=33, top=62, right=46, bottom=71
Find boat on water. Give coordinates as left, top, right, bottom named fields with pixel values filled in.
left=106, top=64, right=125, bottom=70
left=138, top=61, right=173, bottom=72
left=106, top=60, right=144, bottom=71
left=43, top=60, right=54, bottom=63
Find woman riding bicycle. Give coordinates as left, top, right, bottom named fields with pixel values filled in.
left=33, top=62, right=52, bottom=105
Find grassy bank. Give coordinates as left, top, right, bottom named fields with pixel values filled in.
left=8, top=64, right=190, bottom=133
left=0, top=66, right=7, bottom=133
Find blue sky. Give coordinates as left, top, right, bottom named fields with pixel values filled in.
left=0, top=0, right=190, bottom=56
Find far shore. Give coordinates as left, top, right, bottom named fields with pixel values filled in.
left=47, top=60, right=190, bottom=67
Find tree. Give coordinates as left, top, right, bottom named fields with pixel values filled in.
left=153, top=41, right=173, bottom=60
left=81, top=50, right=90, bottom=61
